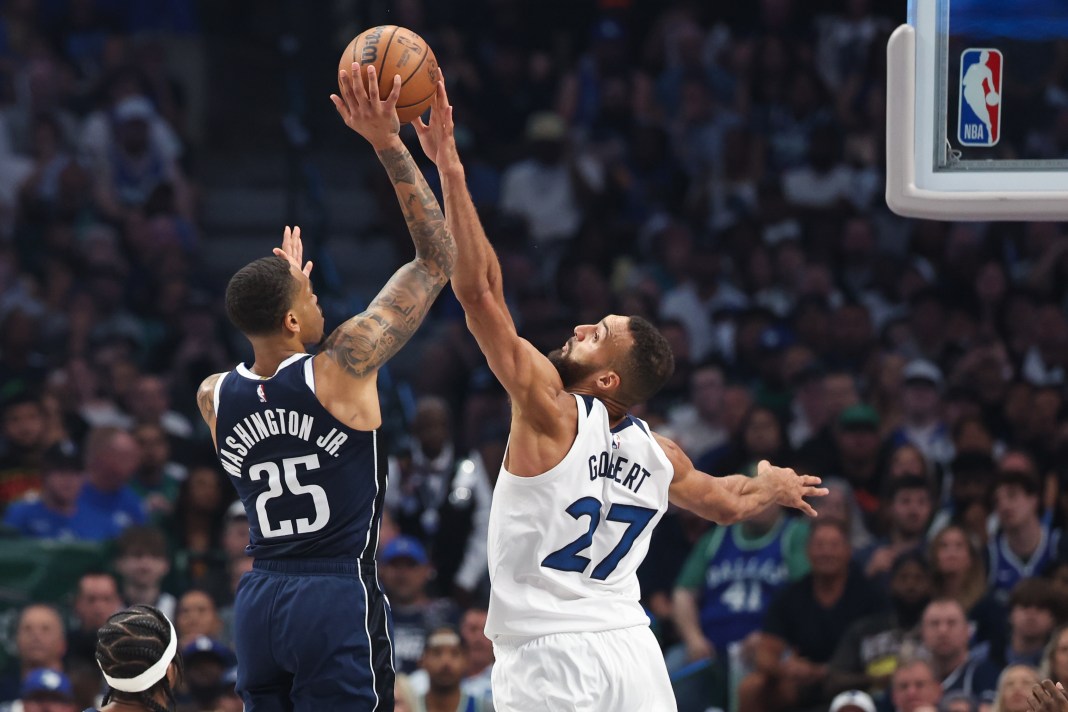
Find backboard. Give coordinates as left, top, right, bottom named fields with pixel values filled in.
left=886, top=0, right=1068, bottom=219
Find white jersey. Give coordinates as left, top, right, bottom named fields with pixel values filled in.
left=485, top=394, right=673, bottom=640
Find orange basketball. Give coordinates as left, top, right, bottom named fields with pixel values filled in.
left=339, top=25, right=439, bottom=124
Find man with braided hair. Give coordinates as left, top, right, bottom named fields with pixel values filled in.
left=88, top=604, right=183, bottom=712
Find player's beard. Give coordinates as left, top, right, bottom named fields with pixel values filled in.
left=547, top=346, right=599, bottom=389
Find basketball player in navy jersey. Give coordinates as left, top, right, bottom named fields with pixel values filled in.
left=195, top=64, right=454, bottom=711
left=414, top=79, right=826, bottom=711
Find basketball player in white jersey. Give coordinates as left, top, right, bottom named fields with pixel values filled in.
left=414, top=79, right=827, bottom=711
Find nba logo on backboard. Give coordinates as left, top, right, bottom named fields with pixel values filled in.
left=958, top=48, right=1002, bottom=147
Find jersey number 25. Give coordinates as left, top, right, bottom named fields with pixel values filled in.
left=249, top=454, right=331, bottom=538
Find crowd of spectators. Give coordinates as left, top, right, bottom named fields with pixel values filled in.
left=2, top=1, right=1068, bottom=711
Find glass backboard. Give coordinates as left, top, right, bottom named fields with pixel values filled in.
left=886, top=0, right=1068, bottom=219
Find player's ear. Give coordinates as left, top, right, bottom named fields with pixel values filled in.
left=284, top=310, right=300, bottom=335
left=597, top=370, right=620, bottom=392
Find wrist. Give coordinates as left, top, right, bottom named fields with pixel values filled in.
left=371, top=134, right=404, bottom=152
left=440, top=162, right=465, bottom=179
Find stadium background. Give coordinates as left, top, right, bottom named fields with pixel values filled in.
left=0, top=0, right=1067, bottom=711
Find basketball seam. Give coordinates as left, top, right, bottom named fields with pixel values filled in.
left=396, top=88, right=437, bottom=109
left=377, top=27, right=398, bottom=97
left=401, top=42, right=429, bottom=84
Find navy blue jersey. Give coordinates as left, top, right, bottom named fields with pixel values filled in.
left=213, top=354, right=386, bottom=561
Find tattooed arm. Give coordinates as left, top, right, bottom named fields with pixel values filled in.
left=322, top=62, right=455, bottom=380
left=196, top=373, right=225, bottom=444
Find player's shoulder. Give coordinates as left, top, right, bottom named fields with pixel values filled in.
left=196, top=372, right=228, bottom=422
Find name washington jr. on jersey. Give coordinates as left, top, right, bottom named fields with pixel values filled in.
left=217, top=409, right=350, bottom=476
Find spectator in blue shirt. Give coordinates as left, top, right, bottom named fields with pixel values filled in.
left=77, top=426, right=145, bottom=533
left=3, top=443, right=121, bottom=541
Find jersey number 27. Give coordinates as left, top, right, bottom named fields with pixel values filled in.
left=541, top=497, right=656, bottom=580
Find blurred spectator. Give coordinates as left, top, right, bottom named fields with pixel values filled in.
left=416, top=626, right=491, bottom=712
left=458, top=606, right=493, bottom=705
left=0, top=604, right=66, bottom=703
left=176, top=635, right=235, bottom=712
left=113, top=525, right=175, bottom=620
left=1040, top=625, right=1068, bottom=687
left=890, top=656, right=944, bottom=712
left=174, top=589, right=221, bottom=648
left=394, top=673, right=419, bottom=712
left=662, top=359, right=730, bottom=464
left=986, top=578, right=1060, bottom=670
left=499, top=111, right=603, bottom=259
left=860, top=475, right=933, bottom=581
left=379, top=536, right=459, bottom=676
left=130, top=422, right=184, bottom=521
left=168, top=462, right=229, bottom=586
left=828, top=689, right=878, bottom=712
left=927, top=525, right=1005, bottom=649
left=825, top=551, right=933, bottom=699
left=919, top=598, right=999, bottom=703
left=671, top=497, right=809, bottom=671
left=78, top=426, right=145, bottom=532
left=0, top=391, right=49, bottom=510
left=2, top=442, right=121, bottom=540
left=930, top=453, right=997, bottom=544
left=386, top=397, right=491, bottom=600
left=988, top=458, right=1061, bottom=605
left=737, top=519, right=886, bottom=712
left=65, top=570, right=123, bottom=669
left=125, top=375, right=193, bottom=442
left=990, top=664, right=1040, bottom=712
left=12, top=668, right=77, bottom=712
left=888, top=359, right=954, bottom=467
left=812, top=476, right=875, bottom=552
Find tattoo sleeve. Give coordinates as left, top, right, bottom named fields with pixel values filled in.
left=196, top=373, right=222, bottom=424
left=323, top=144, right=455, bottom=378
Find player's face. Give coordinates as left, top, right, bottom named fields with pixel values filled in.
left=548, top=315, right=626, bottom=390
left=289, top=264, right=325, bottom=345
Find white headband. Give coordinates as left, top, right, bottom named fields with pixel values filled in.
left=99, top=617, right=178, bottom=693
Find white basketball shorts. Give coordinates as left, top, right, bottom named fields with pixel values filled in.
left=491, top=625, right=677, bottom=712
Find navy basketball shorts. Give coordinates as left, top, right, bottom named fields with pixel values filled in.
left=233, top=558, right=394, bottom=712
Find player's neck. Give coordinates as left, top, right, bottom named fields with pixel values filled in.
left=249, top=338, right=306, bottom=378
left=569, top=387, right=629, bottom=425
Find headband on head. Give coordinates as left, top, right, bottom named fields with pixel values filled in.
left=99, top=616, right=177, bottom=694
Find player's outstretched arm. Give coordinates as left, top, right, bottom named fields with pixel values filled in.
left=324, top=64, right=456, bottom=378
left=656, top=433, right=827, bottom=524
left=414, top=77, right=565, bottom=432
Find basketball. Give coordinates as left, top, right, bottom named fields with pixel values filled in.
left=339, top=25, right=439, bottom=124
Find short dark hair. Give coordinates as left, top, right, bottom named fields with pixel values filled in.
left=225, top=256, right=298, bottom=336
left=1009, top=577, right=1058, bottom=614
left=618, top=316, right=674, bottom=406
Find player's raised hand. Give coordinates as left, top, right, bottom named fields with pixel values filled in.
left=1030, top=680, right=1068, bottom=711
left=272, top=225, right=313, bottom=277
left=757, top=460, right=827, bottom=517
left=330, top=63, right=403, bottom=149
left=413, top=72, right=459, bottom=169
